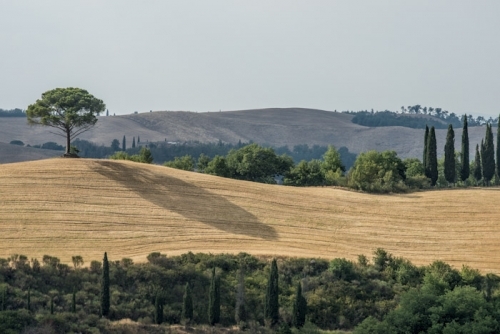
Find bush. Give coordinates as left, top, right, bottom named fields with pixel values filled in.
left=9, top=140, right=24, bottom=146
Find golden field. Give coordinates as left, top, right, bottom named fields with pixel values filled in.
left=1, top=158, right=499, bottom=273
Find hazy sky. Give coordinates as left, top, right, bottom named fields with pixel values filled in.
left=1, top=1, right=499, bottom=116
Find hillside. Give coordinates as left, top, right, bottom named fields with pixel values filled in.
left=0, top=108, right=489, bottom=161
left=0, top=142, right=60, bottom=163
left=1, top=158, right=500, bottom=273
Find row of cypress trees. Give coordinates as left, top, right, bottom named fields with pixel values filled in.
left=100, top=255, right=307, bottom=328
left=424, top=115, right=500, bottom=186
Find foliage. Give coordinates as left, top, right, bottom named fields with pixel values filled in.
left=0, top=108, right=25, bottom=117
left=110, top=147, right=154, bottom=164
left=164, top=155, right=195, bottom=171
left=26, top=87, right=105, bottom=154
left=1, top=251, right=499, bottom=332
left=9, top=140, right=24, bottom=146
left=348, top=150, right=406, bottom=193
left=182, top=283, right=193, bottom=323
left=444, top=124, right=456, bottom=184
left=461, top=115, right=470, bottom=182
left=265, top=259, right=279, bottom=327
left=426, top=126, right=438, bottom=186
left=474, top=144, right=483, bottom=183
left=482, top=124, right=495, bottom=184
left=101, top=252, right=110, bottom=317
left=208, top=267, right=220, bottom=325
left=284, top=160, right=324, bottom=186
left=292, top=282, right=307, bottom=328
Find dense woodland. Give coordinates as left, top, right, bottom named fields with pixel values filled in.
left=1, top=250, right=500, bottom=333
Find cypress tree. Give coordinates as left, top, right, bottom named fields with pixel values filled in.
left=106, top=109, right=109, bottom=117
left=292, top=282, right=307, bottom=328
left=235, top=267, right=247, bottom=325
left=265, top=259, right=279, bottom=327
left=182, top=283, right=193, bottom=324
left=497, top=115, right=500, bottom=178
left=27, top=287, right=30, bottom=311
left=426, top=126, right=438, bottom=186
left=460, top=115, right=470, bottom=182
left=122, top=136, right=126, bottom=151
left=154, top=293, right=163, bottom=324
left=132, top=137, right=136, bottom=148
left=474, top=144, right=482, bottom=183
left=423, top=125, right=429, bottom=177
left=101, top=252, right=110, bottom=317
left=444, top=124, right=456, bottom=185
left=208, top=268, right=220, bottom=326
left=50, top=296, right=54, bottom=315
left=72, top=290, right=76, bottom=313
left=483, top=124, right=495, bottom=184
left=138, top=136, right=140, bottom=143
left=1, top=287, right=5, bottom=311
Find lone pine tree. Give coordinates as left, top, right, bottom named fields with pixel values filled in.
left=426, top=126, right=438, bottom=186
left=444, top=124, right=456, bottom=185
left=265, top=259, right=279, bottom=327
left=460, top=115, right=470, bottom=182
left=101, top=252, right=110, bottom=317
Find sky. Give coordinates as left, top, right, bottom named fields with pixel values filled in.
left=1, top=1, right=499, bottom=116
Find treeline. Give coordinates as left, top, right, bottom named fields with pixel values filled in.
left=1, top=250, right=499, bottom=333
left=349, top=105, right=497, bottom=129
left=26, top=138, right=356, bottom=170
left=0, top=108, right=25, bottom=117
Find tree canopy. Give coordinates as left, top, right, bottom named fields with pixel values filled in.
left=26, top=87, right=105, bottom=155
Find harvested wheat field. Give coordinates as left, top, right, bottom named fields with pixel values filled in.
left=1, top=158, right=500, bottom=272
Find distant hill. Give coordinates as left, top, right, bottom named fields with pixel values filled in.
left=0, top=142, right=60, bottom=164
left=1, top=158, right=500, bottom=272
left=0, top=108, right=491, bottom=161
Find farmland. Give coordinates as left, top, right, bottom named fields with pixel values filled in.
left=0, top=158, right=499, bottom=273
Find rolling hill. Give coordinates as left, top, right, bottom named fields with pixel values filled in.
left=0, top=142, right=60, bottom=164
left=0, top=108, right=490, bottom=162
left=1, top=158, right=500, bottom=273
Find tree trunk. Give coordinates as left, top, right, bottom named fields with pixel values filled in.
left=66, top=130, right=71, bottom=155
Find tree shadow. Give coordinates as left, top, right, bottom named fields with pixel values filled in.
left=94, top=160, right=278, bottom=240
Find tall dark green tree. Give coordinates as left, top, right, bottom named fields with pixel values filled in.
left=265, top=259, right=280, bottom=327
left=154, top=293, right=163, bottom=324
left=423, top=125, right=429, bottom=177
left=72, top=290, right=76, bottom=313
left=132, top=137, right=136, bottom=148
left=426, top=126, right=438, bottom=186
left=474, top=144, right=482, bottom=183
left=497, top=115, right=500, bottom=178
left=483, top=125, right=495, bottom=185
left=182, top=283, right=193, bottom=324
left=122, top=135, right=126, bottom=151
left=208, top=268, right=220, bottom=326
left=292, top=282, right=307, bottom=328
left=235, top=267, right=247, bottom=325
left=101, top=252, right=110, bottom=317
left=460, top=115, right=470, bottom=182
left=50, top=296, right=54, bottom=315
left=27, top=287, right=30, bottom=311
left=1, top=288, right=5, bottom=311
left=444, top=124, right=456, bottom=185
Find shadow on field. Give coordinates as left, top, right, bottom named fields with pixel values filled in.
left=94, top=161, right=278, bottom=240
